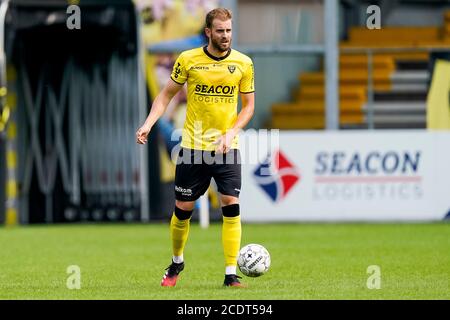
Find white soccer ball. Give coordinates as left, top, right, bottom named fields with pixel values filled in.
left=237, top=244, right=271, bottom=277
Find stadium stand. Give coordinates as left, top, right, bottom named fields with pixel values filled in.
left=271, top=10, right=450, bottom=130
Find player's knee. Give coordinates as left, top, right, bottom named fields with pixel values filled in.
left=174, top=202, right=194, bottom=220
left=222, top=203, right=240, bottom=217
left=220, top=194, right=239, bottom=206
left=175, top=200, right=195, bottom=211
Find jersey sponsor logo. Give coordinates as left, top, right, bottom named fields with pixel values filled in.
left=194, top=84, right=236, bottom=95
left=192, top=95, right=235, bottom=104
left=253, top=149, right=300, bottom=202
left=192, top=66, right=210, bottom=70
left=228, top=65, right=236, bottom=73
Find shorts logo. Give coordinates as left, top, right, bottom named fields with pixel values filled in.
left=175, top=185, right=193, bottom=196
left=228, top=65, right=236, bottom=74
left=253, top=149, right=300, bottom=202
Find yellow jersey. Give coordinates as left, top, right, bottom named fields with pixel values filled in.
left=170, top=46, right=254, bottom=151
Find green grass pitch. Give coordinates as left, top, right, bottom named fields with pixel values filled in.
left=0, top=222, right=449, bottom=299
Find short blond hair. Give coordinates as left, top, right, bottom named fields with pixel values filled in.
left=205, top=8, right=232, bottom=29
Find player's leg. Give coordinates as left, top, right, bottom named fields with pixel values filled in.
left=161, top=148, right=211, bottom=287
left=221, top=195, right=240, bottom=274
left=161, top=200, right=193, bottom=287
left=220, top=194, right=244, bottom=287
left=170, top=200, right=195, bottom=264
left=212, top=149, right=244, bottom=287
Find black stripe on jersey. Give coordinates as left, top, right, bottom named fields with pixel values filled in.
left=203, top=45, right=231, bottom=61
left=240, top=91, right=255, bottom=94
left=171, top=76, right=185, bottom=85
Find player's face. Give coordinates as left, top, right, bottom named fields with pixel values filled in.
left=208, top=19, right=232, bottom=53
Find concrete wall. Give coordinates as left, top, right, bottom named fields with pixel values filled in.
left=248, top=54, right=321, bottom=128
left=356, top=3, right=450, bottom=27
left=238, top=1, right=324, bottom=45
left=237, top=1, right=324, bottom=128
left=385, top=6, right=450, bottom=26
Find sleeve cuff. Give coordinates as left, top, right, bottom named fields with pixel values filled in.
left=171, top=76, right=185, bottom=85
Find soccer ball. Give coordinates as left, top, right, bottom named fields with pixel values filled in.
left=237, top=244, right=271, bottom=277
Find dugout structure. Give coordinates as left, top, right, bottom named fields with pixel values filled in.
left=0, top=0, right=150, bottom=224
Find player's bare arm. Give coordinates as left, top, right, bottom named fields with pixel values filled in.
left=136, top=79, right=183, bottom=144
left=215, top=92, right=255, bottom=154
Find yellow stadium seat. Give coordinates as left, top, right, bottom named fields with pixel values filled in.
left=294, top=85, right=367, bottom=102
left=300, top=72, right=391, bottom=87
left=339, top=55, right=395, bottom=70
left=445, top=10, right=450, bottom=22
left=272, top=101, right=363, bottom=113
left=271, top=17, right=450, bottom=130
left=271, top=113, right=365, bottom=130
left=348, top=27, right=440, bottom=44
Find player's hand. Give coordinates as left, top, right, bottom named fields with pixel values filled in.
left=136, top=124, right=151, bottom=144
left=214, top=130, right=236, bottom=154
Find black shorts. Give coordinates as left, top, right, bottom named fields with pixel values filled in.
left=174, top=148, right=241, bottom=201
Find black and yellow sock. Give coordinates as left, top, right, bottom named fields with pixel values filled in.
left=222, top=204, right=241, bottom=274
left=170, top=206, right=193, bottom=260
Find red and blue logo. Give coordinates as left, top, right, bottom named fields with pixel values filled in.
left=253, top=149, right=300, bottom=202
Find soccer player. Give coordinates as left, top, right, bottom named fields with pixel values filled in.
left=136, top=8, right=255, bottom=287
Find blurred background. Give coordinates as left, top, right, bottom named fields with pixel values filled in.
left=0, top=0, right=449, bottom=226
